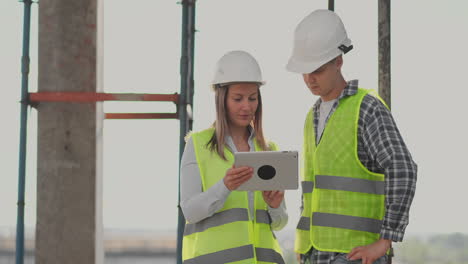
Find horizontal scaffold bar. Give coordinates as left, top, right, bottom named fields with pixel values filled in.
left=105, top=113, right=178, bottom=119
left=29, top=92, right=179, bottom=103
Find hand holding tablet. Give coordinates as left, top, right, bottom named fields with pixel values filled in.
left=262, top=190, right=285, bottom=208
left=223, top=166, right=254, bottom=191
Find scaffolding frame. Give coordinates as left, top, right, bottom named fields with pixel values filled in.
left=14, top=1, right=390, bottom=264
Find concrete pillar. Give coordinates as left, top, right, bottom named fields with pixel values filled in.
left=37, top=0, right=104, bottom=263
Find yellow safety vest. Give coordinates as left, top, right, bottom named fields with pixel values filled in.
left=295, top=88, right=386, bottom=253
left=183, top=128, right=284, bottom=264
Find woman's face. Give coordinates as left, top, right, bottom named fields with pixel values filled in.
left=226, top=83, right=259, bottom=129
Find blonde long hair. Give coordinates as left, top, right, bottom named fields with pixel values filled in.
left=207, top=84, right=270, bottom=160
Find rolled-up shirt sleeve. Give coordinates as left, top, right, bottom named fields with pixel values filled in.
left=268, top=200, right=288, bottom=231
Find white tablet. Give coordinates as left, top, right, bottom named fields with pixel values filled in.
left=234, top=151, right=299, bottom=191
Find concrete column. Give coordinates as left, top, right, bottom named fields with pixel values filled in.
left=37, top=0, right=104, bottom=263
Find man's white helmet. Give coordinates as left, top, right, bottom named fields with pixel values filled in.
left=286, top=9, right=353, bottom=74
left=212, top=50, right=265, bottom=86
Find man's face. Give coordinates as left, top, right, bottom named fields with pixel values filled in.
left=302, top=56, right=342, bottom=101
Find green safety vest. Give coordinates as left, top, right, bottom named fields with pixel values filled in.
left=295, top=88, right=386, bottom=254
left=183, top=128, right=284, bottom=264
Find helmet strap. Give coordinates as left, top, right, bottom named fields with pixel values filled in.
left=338, top=44, right=353, bottom=54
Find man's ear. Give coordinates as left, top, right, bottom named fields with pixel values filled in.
left=335, top=55, right=343, bottom=70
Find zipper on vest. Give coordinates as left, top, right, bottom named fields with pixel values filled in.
left=249, top=191, right=257, bottom=262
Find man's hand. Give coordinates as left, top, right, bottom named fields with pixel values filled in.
left=347, top=238, right=391, bottom=264
left=262, top=190, right=284, bottom=208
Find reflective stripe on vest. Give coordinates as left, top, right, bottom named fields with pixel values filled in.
left=256, top=209, right=272, bottom=224
left=184, top=208, right=272, bottom=236
left=183, top=245, right=286, bottom=264
left=315, top=175, right=384, bottom=195
left=184, top=208, right=249, bottom=236
left=301, top=175, right=385, bottom=194
left=297, top=213, right=382, bottom=234
left=256, top=247, right=286, bottom=264
left=302, top=181, right=314, bottom=194
left=296, top=216, right=310, bottom=230
left=183, top=245, right=254, bottom=264
left=313, top=212, right=382, bottom=234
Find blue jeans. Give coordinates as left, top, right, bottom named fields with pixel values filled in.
left=331, top=254, right=388, bottom=264
left=301, top=249, right=389, bottom=264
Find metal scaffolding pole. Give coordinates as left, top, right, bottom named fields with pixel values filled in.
left=328, top=0, right=335, bottom=11
left=15, top=0, right=193, bottom=262
left=16, top=1, right=32, bottom=264
left=378, top=0, right=391, bottom=108
left=177, top=0, right=196, bottom=263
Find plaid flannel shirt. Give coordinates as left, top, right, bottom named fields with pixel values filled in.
left=303, top=80, right=417, bottom=264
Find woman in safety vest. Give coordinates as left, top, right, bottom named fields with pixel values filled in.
left=180, top=50, right=288, bottom=264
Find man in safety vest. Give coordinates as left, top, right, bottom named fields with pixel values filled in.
left=286, top=9, right=417, bottom=264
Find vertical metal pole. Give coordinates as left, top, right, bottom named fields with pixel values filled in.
left=188, top=2, right=196, bottom=130
left=177, top=1, right=196, bottom=263
left=328, top=0, right=335, bottom=11
left=16, top=1, right=32, bottom=264
left=378, top=0, right=391, bottom=108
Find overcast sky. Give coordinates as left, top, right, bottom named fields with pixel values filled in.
left=1, top=0, right=468, bottom=237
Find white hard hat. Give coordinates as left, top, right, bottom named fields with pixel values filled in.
left=212, top=50, right=265, bottom=86
left=286, top=9, right=353, bottom=74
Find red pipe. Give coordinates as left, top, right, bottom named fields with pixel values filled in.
left=29, top=92, right=179, bottom=103
left=105, top=113, right=178, bottom=119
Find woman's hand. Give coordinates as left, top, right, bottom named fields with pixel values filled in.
left=223, top=166, right=253, bottom=191
left=262, top=190, right=284, bottom=208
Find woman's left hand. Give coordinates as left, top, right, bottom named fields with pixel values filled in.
left=262, top=190, right=284, bottom=208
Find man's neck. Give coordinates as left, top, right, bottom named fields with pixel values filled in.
left=321, top=78, right=347, bottom=102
